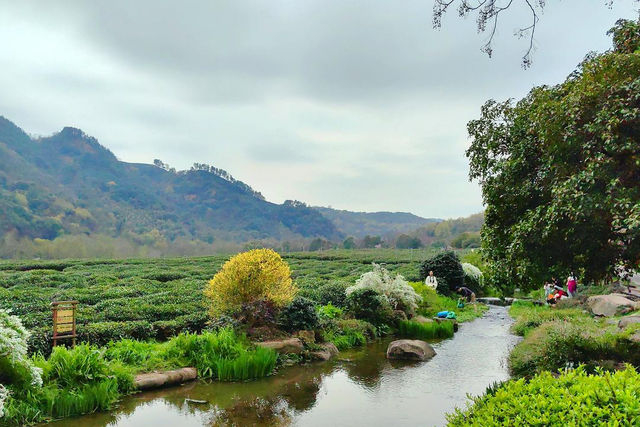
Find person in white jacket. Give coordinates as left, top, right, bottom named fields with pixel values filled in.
left=425, top=270, right=438, bottom=290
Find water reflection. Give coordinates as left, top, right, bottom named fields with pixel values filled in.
left=49, top=306, right=518, bottom=427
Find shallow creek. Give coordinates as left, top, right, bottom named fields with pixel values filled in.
left=51, top=305, right=519, bottom=427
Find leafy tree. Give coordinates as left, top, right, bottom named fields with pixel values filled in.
left=362, top=235, right=382, bottom=248
left=395, top=234, right=423, bottom=249
left=343, top=236, right=356, bottom=249
left=308, top=238, right=324, bottom=252
left=204, top=249, right=297, bottom=317
left=450, top=231, right=481, bottom=249
left=467, top=19, right=640, bottom=290
left=420, top=251, right=465, bottom=295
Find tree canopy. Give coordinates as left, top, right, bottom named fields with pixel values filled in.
left=467, top=19, right=640, bottom=290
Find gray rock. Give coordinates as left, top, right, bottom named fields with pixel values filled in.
left=386, top=339, right=436, bottom=361
left=587, top=294, right=639, bottom=317
left=310, top=342, right=340, bottom=361
left=618, top=315, right=640, bottom=329
left=255, top=338, right=304, bottom=354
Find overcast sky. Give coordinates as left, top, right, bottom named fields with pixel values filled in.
left=0, top=1, right=637, bottom=219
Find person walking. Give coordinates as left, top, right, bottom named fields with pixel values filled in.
left=425, top=270, right=438, bottom=291
left=567, top=272, right=578, bottom=298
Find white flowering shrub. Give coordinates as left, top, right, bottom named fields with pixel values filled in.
left=0, top=309, right=43, bottom=417
left=0, top=384, right=7, bottom=418
left=462, top=262, right=484, bottom=288
left=346, top=264, right=422, bottom=314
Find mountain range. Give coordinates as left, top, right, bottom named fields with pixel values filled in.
left=0, top=116, right=440, bottom=247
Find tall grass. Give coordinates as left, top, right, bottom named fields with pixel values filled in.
left=398, top=320, right=454, bottom=340
left=330, top=330, right=367, bottom=350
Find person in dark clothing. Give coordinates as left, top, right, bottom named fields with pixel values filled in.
left=456, top=286, right=476, bottom=303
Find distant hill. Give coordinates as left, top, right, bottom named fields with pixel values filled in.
left=314, top=207, right=440, bottom=238
left=0, top=116, right=342, bottom=247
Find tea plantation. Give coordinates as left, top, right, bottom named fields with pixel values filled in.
left=0, top=249, right=437, bottom=355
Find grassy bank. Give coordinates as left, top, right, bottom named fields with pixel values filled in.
left=2, top=328, right=276, bottom=425
left=410, top=282, right=488, bottom=323
left=507, top=301, right=640, bottom=378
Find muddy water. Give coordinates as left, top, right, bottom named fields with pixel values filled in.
left=52, top=305, right=519, bottom=427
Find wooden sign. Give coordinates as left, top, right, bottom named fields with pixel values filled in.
left=52, top=301, right=78, bottom=347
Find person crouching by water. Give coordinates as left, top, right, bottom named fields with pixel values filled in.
left=456, top=286, right=475, bottom=303
left=567, top=272, right=578, bottom=298
left=425, top=270, right=438, bottom=291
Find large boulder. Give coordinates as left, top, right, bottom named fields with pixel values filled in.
left=618, top=315, right=640, bottom=329
left=256, top=338, right=304, bottom=354
left=587, top=294, right=639, bottom=317
left=310, top=342, right=340, bottom=361
left=134, top=367, right=197, bottom=390
left=386, top=339, right=436, bottom=361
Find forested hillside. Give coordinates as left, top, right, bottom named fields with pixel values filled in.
left=0, top=117, right=341, bottom=255
left=314, top=207, right=439, bottom=238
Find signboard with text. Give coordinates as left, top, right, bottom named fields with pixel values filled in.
left=52, top=301, right=78, bottom=347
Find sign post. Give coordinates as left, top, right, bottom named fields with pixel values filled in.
left=52, top=301, right=78, bottom=347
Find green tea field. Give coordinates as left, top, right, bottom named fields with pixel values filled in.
left=0, top=249, right=440, bottom=354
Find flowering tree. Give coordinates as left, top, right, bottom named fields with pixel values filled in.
left=346, top=264, right=422, bottom=315
left=462, top=262, right=485, bottom=289
left=204, top=249, right=297, bottom=317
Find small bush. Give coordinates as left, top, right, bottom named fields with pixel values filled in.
left=447, top=367, right=640, bottom=426
left=420, top=251, right=464, bottom=295
left=317, top=303, right=343, bottom=320
left=398, top=320, right=454, bottom=340
left=346, top=288, right=392, bottom=326
left=278, top=297, right=319, bottom=332
left=204, top=249, right=297, bottom=317
left=233, top=299, right=278, bottom=329
left=316, top=281, right=349, bottom=308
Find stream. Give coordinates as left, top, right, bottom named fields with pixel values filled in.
left=51, top=305, right=519, bottom=426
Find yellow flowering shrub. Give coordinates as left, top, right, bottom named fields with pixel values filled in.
left=204, top=249, right=297, bottom=317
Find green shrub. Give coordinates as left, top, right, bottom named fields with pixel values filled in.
left=316, top=281, right=349, bottom=308
left=346, top=288, right=392, bottom=326
left=398, top=320, right=454, bottom=340
left=278, top=297, right=319, bottom=332
left=420, top=251, right=464, bottom=295
left=447, top=367, right=640, bottom=426
left=317, top=303, right=343, bottom=320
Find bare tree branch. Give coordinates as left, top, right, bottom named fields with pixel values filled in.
left=433, top=1, right=629, bottom=68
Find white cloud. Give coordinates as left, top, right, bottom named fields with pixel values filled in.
left=0, top=0, right=636, bottom=218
